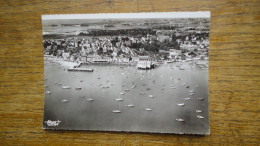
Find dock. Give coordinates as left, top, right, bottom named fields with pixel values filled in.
left=68, top=68, right=94, bottom=72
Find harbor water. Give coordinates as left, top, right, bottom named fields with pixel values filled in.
left=43, top=57, right=209, bottom=134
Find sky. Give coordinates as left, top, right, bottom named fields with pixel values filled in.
left=42, top=12, right=210, bottom=20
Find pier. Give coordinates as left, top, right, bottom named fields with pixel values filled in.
left=68, top=68, right=93, bottom=72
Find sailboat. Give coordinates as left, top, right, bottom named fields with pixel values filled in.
left=113, top=101, right=121, bottom=113
left=148, top=95, right=155, bottom=98
left=197, top=115, right=205, bottom=119
left=176, top=118, right=185, bottom=122
left=61, top=99, right=68, bottom=103
left=46, top=91, right=51, bottom=94
left=62, top=86, right=71, bottom=89
left=184, top=97, right=191, bottom=100
left=86, top=98, right=94, bottom=102
left=177, top=103, right=185, bottom=106
left=126, top=104, right=135, bottom=108
left=196, top=110, right=202, bottom=113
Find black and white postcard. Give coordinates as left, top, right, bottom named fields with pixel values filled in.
left=42, top=12, right=210, bottom=134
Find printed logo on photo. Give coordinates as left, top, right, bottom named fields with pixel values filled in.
left=45, top=120, right=61, bottom=126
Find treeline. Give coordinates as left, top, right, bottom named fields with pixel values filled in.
left=78, top=28, right=156, bottom=36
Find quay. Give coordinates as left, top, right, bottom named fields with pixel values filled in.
left=68, top=68, right=94, bottom=72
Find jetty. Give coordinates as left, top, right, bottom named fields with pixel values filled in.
left=68, top=68, right=93, bottom=72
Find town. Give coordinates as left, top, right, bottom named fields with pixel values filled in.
left=43, top=21, right=209, bottom=69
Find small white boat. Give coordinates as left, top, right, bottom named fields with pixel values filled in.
left=177, top=103, right=185, bottom=106
left=145, top=108, right=152, bottom=111
left=142, top=83, right=146, bottom=86
left=97, top=84, right=102, bottom=86
left=184, top=97, right=191, bottom=100
left=131, top=85, right=136, bottom=88
left=125, top=89, right=130, bottom=92
left=126, top=104, right=135, bottom=107
left=196, top=110, right=202, bottom=113
left=75, top=87, right=82, bottom=90
left=188, top=90, right=194, bottom=93
left=139, top=92, right=145, bottom=95
left=86, top=98, right=94, bottom=102
left=182, top=83, right=186, bottom=86
left=189, top=93, right=194, bottom=96
left=197, top=115, right=205, bottom=119
left=115, top=98, right=123, bottom=101
left=62, top=86, right=71, bottom=89
left=176, top=118, right=185, bottom=122
left=61, top=99, right=68, bottom=103
left=112, top=110, right=121, bottom=113
left=170, top=86, right=176, bottom=89
left=44, top=85, right=48, bottom=88
left=148, top=95, right=155, bottom=98
left=120, top=92, right=125, bottom=95
left=46, top=91, right=51, bottom=94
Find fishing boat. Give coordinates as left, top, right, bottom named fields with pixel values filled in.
left=131, top=85, right=136, bottom=88
left=58, top=83, right=62, bottom=86
left=196, top=110, right=202, bottom=113
left=146, top=88, right=151, bottom=90
left=139, top=92, right=145, bottom=95
left=44, top=85, right=48, bottom=88
left=111, top=83, right=115, bottom=86
left=177, top=103, right=185, bottom=106
left=126, top=104, right=135, bottom=107
left=75, top=87, right=82, bottom=90
left=62, top=86, right=71, bottom=89
left=148, top=95, right=155, bottom=98
left=120, top=92, right=125, bottom=95
left=86, top=98, right=94, bottom=102
left=97, top=84, right=102, bottom=86
left=61, top=99, right=68, bottom=103
left=197, top=115, right=205, bottom=119
left=182, top=83, right=186, bottom=86
left=46, top=91, right=51, bottom=94
left=125, top=89, right=130, bottom=92
left=145, top=108, right=152, bottom=111
left=176, top=118, right=185, bottom=122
